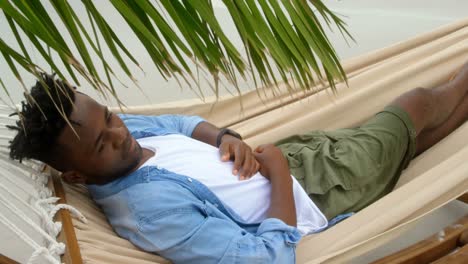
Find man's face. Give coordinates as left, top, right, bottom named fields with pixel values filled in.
left=57, top=93, right=142, bottom=185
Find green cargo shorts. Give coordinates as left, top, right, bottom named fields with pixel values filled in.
left=276, top=106, right=417, bottom=220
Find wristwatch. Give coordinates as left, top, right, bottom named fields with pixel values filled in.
left=216, top=128, right=242, bottom=147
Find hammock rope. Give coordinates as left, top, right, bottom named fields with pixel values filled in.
left=0, top=212, right=59, bottom=264
left=0, top=108, right=87, bottom=263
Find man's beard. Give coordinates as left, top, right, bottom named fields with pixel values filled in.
left=96, top=143, right=143, bottom=185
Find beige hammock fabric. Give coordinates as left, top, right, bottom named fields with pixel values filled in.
left=63, top=18, right=468, bottom=263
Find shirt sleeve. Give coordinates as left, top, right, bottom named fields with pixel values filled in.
left=157, top=114, right=205, bottom=137
left=136, top=208, right=301, bottom=264
left=120, top=114, right=205, bottom=137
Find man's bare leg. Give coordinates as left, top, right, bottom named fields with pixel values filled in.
left=416, top=92, right=468, bottom=154
left=390, top=61, right=468, bottom=152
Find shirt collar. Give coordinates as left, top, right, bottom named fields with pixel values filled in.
left=87, top=166, right=150, bottom=200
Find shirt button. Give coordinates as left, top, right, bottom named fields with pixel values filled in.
left=187, top=177, right=193, bottom=182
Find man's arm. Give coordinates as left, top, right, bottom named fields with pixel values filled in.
left=254, top=144, right=297, bottom=227
left=190, top=121, right=220, bottom=147
left=136, top=186, right=300, bottom=264
left=267, top=163, right=296, bottom=227
left=140, top=209, right=300, bottom=264
left=193, top=124, right=297, bottom=226
left=122, top=114, right=259, bottom=178
left=140, top=145, right=298, bottom=263
left=192, top=121, right=259, bottom=179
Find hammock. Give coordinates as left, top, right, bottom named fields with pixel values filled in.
left=2, top=18, right=468, bottom=263
left=0, top=106, right=87, bottom=264
left=60, top=18, right=468, bottom=263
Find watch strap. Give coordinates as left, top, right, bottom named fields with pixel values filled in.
left=216, top=128, right=242, bottom=147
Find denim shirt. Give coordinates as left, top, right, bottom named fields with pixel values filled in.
left=87, top=114, right=302, bottom=264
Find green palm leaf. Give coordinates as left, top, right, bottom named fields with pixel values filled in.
left=0, top=0, right=352, bottom=102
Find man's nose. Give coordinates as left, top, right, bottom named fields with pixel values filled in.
left=107, top=126, right=127, bottom=148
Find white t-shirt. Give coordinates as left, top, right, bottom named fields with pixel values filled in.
left=137, top=134, right=328, bottom=235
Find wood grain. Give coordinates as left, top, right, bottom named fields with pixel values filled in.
left=51, top=172, right=83, bottom=264
left=0, top=255, right=19, bottom=264
left=371, top=215, right=468, bottom=264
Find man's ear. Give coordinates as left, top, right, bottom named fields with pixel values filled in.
left=61, top=171, right=87, bottom=184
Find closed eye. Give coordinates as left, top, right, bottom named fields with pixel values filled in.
left=97, top=108, right=112, bottom=153
left=106, top=108, right=112, bottom=123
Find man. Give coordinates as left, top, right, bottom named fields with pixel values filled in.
left=8, top=61, right=468, bottom=263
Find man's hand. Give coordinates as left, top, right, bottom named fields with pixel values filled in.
left=219, top=135, right=260, bottom=180
left=190, top=121, right=259, bottom=179
left=253, top=144, right=290, bottom=180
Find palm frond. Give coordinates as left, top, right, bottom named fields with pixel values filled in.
left=0, top=0, right=352, bottom=102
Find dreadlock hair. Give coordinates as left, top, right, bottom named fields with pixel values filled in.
left=8, top=73, right=76, bottom=164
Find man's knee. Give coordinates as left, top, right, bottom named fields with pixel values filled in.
left=404, top=87, right=435, bottom=113
left=391, top=87, right=435, bottom=133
